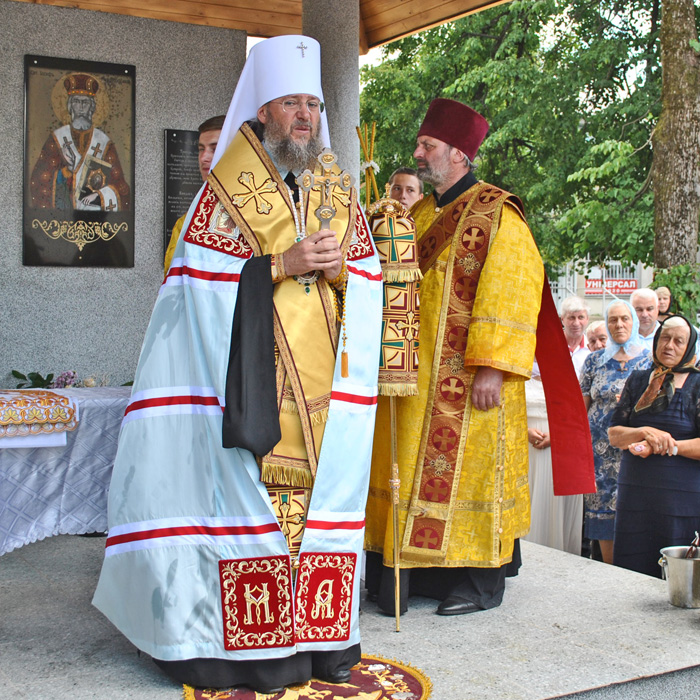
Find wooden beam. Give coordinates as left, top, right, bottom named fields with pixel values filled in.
left=361, top=0, right=512, bottom=48
left=9, top=0, right=511, bottom=49
left=8, top=0, right=302, bottom=35
left=359, top=13, right=369, bottom=55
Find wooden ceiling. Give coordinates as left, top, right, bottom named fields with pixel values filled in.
left=10, top=0, right=512, bottom=52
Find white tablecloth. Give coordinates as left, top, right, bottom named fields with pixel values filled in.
left=0, top=387, right=131, bottom=555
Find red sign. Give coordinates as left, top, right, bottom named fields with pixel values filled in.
left=584, top=278, right=638, bottom=296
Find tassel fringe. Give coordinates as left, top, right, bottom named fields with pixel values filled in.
left=382, top=266, right=423, bottom=283
left=309, top=406, right=329, bottom=425
left=280, top=399, right=329, bottom=424
left=378, top=382, right=419, bottom=397
left=280, top=398, right=299, bottom=415
left=261, top=462, right=314, bottom=488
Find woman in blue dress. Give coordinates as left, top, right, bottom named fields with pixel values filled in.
left=609, top=315, right=700, bottom=577
left=579, top=300, right=651, bottom=564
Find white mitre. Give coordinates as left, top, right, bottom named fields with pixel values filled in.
left=212, top=35, right=330, bottom=169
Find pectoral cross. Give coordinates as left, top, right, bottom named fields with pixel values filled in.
left=296, top=149, right=354, bottom=230
left=91, top=143, right=103, bottom=158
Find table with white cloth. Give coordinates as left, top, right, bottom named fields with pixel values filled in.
left=0, top=387, right=131, bottom=555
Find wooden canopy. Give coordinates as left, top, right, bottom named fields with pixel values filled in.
left=10, top=0, right=512, bottom=52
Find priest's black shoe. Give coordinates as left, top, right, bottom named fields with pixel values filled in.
left=252, top=684, right=285, bottom=694
left=436, top=596, right=483, bottom=616
left=317, top=668, right=352, bottom=684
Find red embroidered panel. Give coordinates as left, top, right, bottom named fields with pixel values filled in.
left=219, top=556, right=294, bottom=651
left=347, top=212, right=375, bottom=261
left=184, top=184, right=253, bottom=259
left=294, top=552, right=356, bottom=643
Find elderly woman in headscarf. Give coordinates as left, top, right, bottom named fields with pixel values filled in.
left=608, top=315, right=700, bottom=576
left=579, top=300, right=652, bottom=564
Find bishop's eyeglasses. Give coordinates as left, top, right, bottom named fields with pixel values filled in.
left=270, top=98, right=325, bottom=114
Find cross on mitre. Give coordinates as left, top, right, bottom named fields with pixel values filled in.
left=296, top=41, right=308, bottom=57
left=296, top=148, right=354, bottom=230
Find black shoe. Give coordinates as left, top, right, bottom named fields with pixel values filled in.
left=252, top=685, right=285, bottom=695
left=317, top=668, right=352, bottom=684
left=436, top=596, right=483, bottom=616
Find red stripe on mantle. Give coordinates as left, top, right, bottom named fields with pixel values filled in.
left=125, top=394, right=223, bottom=416
left=305, top=519, right=366, bottom=530
left=347, top=264, right=382, bottom=281
left=106, top=522, right=280, bottom=548
left=166, top=265, right=241, bottom=283
left=331, top=391, right=378, bottom=405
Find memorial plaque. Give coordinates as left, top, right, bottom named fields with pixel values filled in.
left=23, top=55, right=135, bottom=267
left=164, top=129, right=201, bottom=259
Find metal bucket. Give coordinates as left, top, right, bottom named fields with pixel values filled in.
left=659, top=546, right=700, bottom=608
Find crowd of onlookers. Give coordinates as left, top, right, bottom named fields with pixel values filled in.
left=525, top=286, right=700, bottom=579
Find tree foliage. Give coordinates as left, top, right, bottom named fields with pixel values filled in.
left=652, top=264, right=700, bottom=319
left=360, top=0, right=670, bottom=270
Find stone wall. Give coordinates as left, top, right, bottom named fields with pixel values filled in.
left=0, top=0, right=245, bottom=387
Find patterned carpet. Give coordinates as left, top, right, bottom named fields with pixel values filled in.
left=183, top=654, right=432, bottom=699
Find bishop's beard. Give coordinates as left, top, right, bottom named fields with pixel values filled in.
left=264, top=118, right=323, bottom=173
left=70, top=116, right=93, bottom=131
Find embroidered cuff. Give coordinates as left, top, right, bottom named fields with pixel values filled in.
left=271, top=253, right=287, bottom=284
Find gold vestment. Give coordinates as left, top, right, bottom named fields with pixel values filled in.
left=365, top=182, right=544, bottom=567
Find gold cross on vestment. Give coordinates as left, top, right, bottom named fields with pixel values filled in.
left=463, top=227, right=485, bottom=250
left=445, top=353, right=465, bottom=375
left=480, top=188, right=499, bottom=204
left=458, top=253, right=481, bottom=275
left=297, top=149, right=354, bottom=230
left=91, top=143, right=103, bottom=158
left=106, top=201, right=116, bottom=211
left=231, top=171, right=278, bottom=214
left=429, top=453, right=452, bottom=476
left=278, top=500, right=303, bottom=538
left=396, top=310, right=419, bottom=342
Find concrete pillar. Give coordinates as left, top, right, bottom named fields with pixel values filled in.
left=302, top=0, right=360, bottom=182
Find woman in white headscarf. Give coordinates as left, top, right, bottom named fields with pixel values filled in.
left=579, top=300, right=652, bottom=563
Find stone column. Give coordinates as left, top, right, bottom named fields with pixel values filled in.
left=302, top=0, right=360, bottom=181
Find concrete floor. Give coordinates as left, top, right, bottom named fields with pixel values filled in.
left=1, top=536, right=699, bottom=699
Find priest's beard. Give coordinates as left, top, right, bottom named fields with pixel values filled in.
left=416, top=151, right=453, bottom=190
left=264, top=118, right=323, bottom=173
